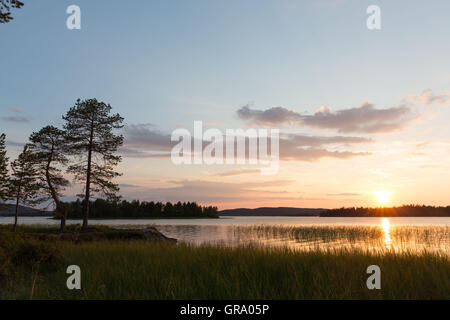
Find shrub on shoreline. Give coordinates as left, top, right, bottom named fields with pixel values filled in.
left=0, top=229, right=64, bottom=285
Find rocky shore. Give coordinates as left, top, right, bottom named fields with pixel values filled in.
left=26, top=226, right=177, bottom=243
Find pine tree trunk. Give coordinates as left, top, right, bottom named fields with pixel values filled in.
left=82, top=122, right=94, bottom=230
left=13, top=189, right=20, bottom=232
left=60, top=212, right=66, bottom=232
left=57, top=202, right=66, bottom=232
left=82, top=155, right=91, bottom=230
left=45, top=146, right=67, bottom=233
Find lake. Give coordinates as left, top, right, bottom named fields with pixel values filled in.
left=1, top=216, right=449, bottom=254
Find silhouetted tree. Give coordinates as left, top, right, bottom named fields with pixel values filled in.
left=28, top=126, right=69, bottom=231
left=0, top=0, right=24, bottom=23
left=0, top=133, right=9, bottom=204
left=9, top=146, right=42, bottom=231
left=63, top=98, right=124, bottom=229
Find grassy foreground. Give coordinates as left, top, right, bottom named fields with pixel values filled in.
left=1, top=233, right=449, bottom=299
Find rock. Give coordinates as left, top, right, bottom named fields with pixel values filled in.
left=141, top=227, right=177, bottom=243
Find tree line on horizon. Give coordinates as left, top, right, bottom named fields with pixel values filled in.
left=322, top=205, right=450, bottom=217
left=65, top=199, right=218, bottom=219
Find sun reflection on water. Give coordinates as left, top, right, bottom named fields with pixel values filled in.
left=381, top=218, right=392, bottom=249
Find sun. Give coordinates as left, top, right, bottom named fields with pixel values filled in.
left=374, top=191, right=392, bottom=206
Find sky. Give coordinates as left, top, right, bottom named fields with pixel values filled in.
left=1, top=0, right=450, bottom=209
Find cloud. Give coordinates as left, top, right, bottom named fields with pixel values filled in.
left=119, top=147, right=171, bottom=158
left=300, top=103, right=413, bottom=133
left=119, top=179, right=297, bottom=204
left=11, top=107, right=24, bottom=113
left=278, top=133, right=372, bottom=161
left=279, top=134, right=373, bottom=147
left=326, top=193, right=361, bottom=196
left=121, top=122, right=372, bottom=162
left=279, top=146, right=371, bottom=161
left=119, top=124, right=173, bottom=158
left=403, top=89, right=450, bottom=107
left=237, top=102, right=413, bottom=134
left=237, top=105, right=302, bottom=125
left=119, top=183, right=143, bottom=188
left=235, top=90, right=450, bottom=133
left=123, top=123, right=171, bottom=150
left=415, top=141, right=429, bottom=148
left=6, top=140, right=25, bottom=148
left=0, top=116, right=30, bottom=123
left=211, top=169, right=261, bottom=177
left=1, top=107, right=30, bottom=123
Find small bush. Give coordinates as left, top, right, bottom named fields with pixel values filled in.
left=0, top=247, right=11, bottom=282
left=12, top=240, right=63, bottom=270
left=0, top=230, right=64, bottom=282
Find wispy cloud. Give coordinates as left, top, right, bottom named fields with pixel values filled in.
left=415, top=141, right=430, bottom=148
left=6, top=140, right=25, bottom=147
left=403, top=89, right=450, bottom=107
left=326, top=193, right=361, bottom=196
left=235, top=90, right=450, bottom=133
left=237, top=105, right=303, bottom=125
left=121, top=123, right=373, bottom=162
left=0, top=116, right=30, bottom=123
left=119, top=124, right=172, bottom=158
left=123, top=123, right=171, bottom=151
left=237, top=102, right=413, bottom=134
left=299, top=103, right=413, bottom=133
left=279, top=147, right=371, bottom=161
left=119, top=183, right=142, bottom=188
left=11, top=107, right=24, bottom=113
left=119, top=179, right=298, bottom=204
left=210, top=169, right=261, bottom=177
left=278, top=133, right=372, bottom=161
left=280, top=134, right=373, bottom=147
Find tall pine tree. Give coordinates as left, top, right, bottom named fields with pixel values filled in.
left=9, top=145, right=42, bottom=231
left=28, top=126, right=69, bottom=231
left=0, top=133, right=9, bottom=204
left=63, top=98, right=124, bottom=229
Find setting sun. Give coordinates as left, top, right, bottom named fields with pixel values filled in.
left=374, top=191, right=392, bottom=206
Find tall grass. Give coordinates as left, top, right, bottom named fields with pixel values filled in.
left=1, top=241, right=449, bottom=300
left=230, top=225, right=450, bottom=254
left=1, top=224, right=449, bottom=300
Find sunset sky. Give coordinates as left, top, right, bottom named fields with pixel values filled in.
left=1, top=0, right=450, bottom=209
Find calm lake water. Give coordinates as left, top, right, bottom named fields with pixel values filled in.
left=1, top=216, right=449, bottom=254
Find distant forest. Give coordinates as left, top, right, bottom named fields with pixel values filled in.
left=322, top=205, right=450, bottom=217
left=65, top=199, right=219, bottom=219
